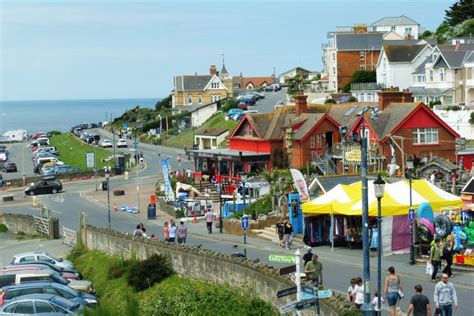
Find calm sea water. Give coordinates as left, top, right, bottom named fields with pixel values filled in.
left=0, top=98, right=157, bottom=134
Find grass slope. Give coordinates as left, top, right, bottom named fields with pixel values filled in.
left=50, top=134, right=115, bottom=171
left=164, top=112, right=238, bottom=149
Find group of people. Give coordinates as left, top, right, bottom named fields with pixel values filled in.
left=345, top=265, right=458, bottom=316
left=429, top=237, right=454, bottom=282
left=276, top=217, right=294, bottom=250
left=133, top=220, right=188, bottom=244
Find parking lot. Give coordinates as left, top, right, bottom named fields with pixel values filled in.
left=0, top=141, right=34, bottom=181
left=251, top=87, right=288, bottom=113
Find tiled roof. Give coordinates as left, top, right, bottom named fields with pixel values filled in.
left=371, top=15, right=419, bottom=26
left=327, top=103, right=374, bottom=130
left=174, top=75, right=212, bottom=91
left=383, top=44, right=425, bottom=62
left=440, top=51, right=470, bottom=69
left=375, top=102, right=418, bottom=139
left=408, top=87, right=451, bottom=96
left=242, top=77, right=274, bottom=87
left=464, top=51, right=474, bottom=64
left=195, top=128, right=229, bottom=137
left=279, top=67, right=313, bottom=76
left=335, top=33, right=384, bottom=51
left=412, top=56, right=429, bottom=74
left=246, top=113, right=274, bottom=139
left=461, top=177, right=474, bottom=195
left=289, top=114, right=325, bottom=140
left=437, top=44, right=474, bottom=52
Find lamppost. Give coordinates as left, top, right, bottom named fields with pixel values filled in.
left=360, top=105, right=377, bottom=315
left=21, top=145, right=29, bottom=187
left=407, top=156, right=415, bottom=265
left=374, top=174, right=385, bottom=315
left=104, top=166, right=112, bottom=229
left=241, top=173, right=248, bottom=257
left=218, top=153, right=223, bottom=233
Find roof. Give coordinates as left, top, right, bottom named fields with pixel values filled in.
left=408, top=87, right=451, bottom=96
left=279, top=67, right=313, bottom=76
left=412, top=56, right=430, bottom=74
left=188, top=148, right=270, bottom=158
left=437, top=44, right=474, bottom=52
left=174, top=75, right=212, bottom=91
left=282, top=113, right=325, bottom=140
left=439, top=51, right=470, bottom=69
left=327, top=103, right=374, bottom=130
left=220, top=64, right=229, bottom=76
left=195, top=128, right=229, bottom=137
left=242, top=77, right=274, bottom=87
left=419, top=157, right=459, bottom=174
left=383, top=44, right=425, bottom=62
left=335, top=33, right=384, bottom=51
left=464, top=51, right=474, bottom=64
left=329, top=93, right=352, bottom=102
left=461, top=177, right=474, bottom=195
left=369, top=102, right=418, bottom=139
left=382, top=39, right=420, bottom=45
left=371, top=15, right=419, bottom=26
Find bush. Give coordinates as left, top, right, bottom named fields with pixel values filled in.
left=126, top=254, right=174, bottom=291
left=47, top=131, right=61, bottom=137
left=108, top=258, right=128, bottom=279
left=324, top=98, right=336, bottom=104
left=66, top=243, right=87, bottom=261
left=0, top=224, right=8, bottom=233
left=221, top=99, right=237, bottom=112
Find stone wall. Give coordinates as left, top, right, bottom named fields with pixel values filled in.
left=0, top=213, right=40, bottom=236
left=81, top=224, right=349, bottom=315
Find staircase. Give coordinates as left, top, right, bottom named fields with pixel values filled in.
left=196, top=181, right=220, bottom=203
left=312, top=151, right=338, bottom=175
left=252, top=225, right=304, bottom=245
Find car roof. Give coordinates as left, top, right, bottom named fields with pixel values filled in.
left=1, top=281, right=55, bottom=290
left=13, top=251, right=50, bottom=257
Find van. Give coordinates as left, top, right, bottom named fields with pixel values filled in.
left=0, top=270, right=95, bottom=294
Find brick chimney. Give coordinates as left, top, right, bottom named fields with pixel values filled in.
left=210, top=65, right=217, bottom=75
left=295, top=94, right=308, bottom=116
left=377, top=88, right=406, bottom=111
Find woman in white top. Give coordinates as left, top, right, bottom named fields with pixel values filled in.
left=351, top=277, right=365, bottom=309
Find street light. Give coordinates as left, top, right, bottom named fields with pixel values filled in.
left=240, top=173, right=248, bottom=257
left=407, top=156, right=415, bottom=265
left=373, top=174, right=385, bottom=315
left=218, top=153, right=223, bottom=233
left=104, top=166, right=112, bottom=229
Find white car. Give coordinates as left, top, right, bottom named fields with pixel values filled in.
left=10, top=252, right=74, bottom=269
left=99, top=140, right=112, bottom=148
left=116, top=139, right=127, bottom=148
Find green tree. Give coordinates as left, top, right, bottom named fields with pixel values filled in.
left=342, top=70, right=376, bottom=92
left=469, top=112, right=474, bottom=125
left=155, top=94, right=172, bottom=111
left=445, top=0, right=474, bottom=26
left=286, top=74, right=311, bottom=96
left=324, top=98, right=336, bottom=104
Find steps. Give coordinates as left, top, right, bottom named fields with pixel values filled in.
left=196, top=182, right=220, bottom=203
left=252, top=225, right=280, bottom=243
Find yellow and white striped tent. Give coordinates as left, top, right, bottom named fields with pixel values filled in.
left=302, top=179, right=462, bottom=216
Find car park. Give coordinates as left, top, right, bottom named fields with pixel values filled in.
left=1, top=266, right=80, bottom=281
left=24, top=177, right=63, bottom=196
left=0, top=282, right=98, bottom=308
left=116, top=139, right=127, bottom=148
left=10, top=252, right=73, bottom=270
left=7, top=261, right=81, bottom=279
left=0, top=294, right=83, bottom=315
left=0, top=161, right=17, bottom=173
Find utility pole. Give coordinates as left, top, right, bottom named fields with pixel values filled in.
left=134, top=137, right=140, bottom=212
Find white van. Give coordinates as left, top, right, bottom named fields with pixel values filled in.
left=35, top=157, right=63, bottom=166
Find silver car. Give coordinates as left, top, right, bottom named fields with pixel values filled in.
left=10, top=252, right=74, bottom=270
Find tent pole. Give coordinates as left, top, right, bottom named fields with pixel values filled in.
left=331, top=213, right=334, bottom=252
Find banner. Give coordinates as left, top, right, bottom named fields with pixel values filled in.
left=161, top=159, right=174, bottom=200
left=290, top=168, right=310, bottom=203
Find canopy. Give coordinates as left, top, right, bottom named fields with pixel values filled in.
left=302, top=179, right=462, bottom=216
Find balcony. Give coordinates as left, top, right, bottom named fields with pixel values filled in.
left=350, top=82, right=385, bottom=91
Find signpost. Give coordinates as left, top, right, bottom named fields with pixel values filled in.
left=278, top=264, right=296, bottom=276
left=241, top=215, right=248, bottom=257
left=276, top=286, right=297, bottom=298
left=279, top=301, right=298, bottom=314
left=268, top=255, right=297, bottom=264
left=86, top=152, right=95, bottom=169
left=295, top=298, right=317, bottom=311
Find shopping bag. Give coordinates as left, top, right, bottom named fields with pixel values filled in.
left=425, top=262, right=433, bottom=275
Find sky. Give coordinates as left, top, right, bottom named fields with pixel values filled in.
left=0, top=0, right=455, bottom=101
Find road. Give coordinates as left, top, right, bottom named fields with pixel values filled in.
left=251, top=88, right=288, bottom=113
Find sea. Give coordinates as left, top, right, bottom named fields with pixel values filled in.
left=0, top=98, right=158, bottom=134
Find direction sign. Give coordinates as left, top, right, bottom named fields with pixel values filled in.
left=86, top=152, right=95, bottom=169
left=409, top=208, right=415, bottom=221
left=241, top=216, right=249, bottom=230
left=295, top=298, right=317, bottom=311
left=279, top=300, right=298, bottom=314
left=133, top=140, right=139, bottom=146
left=276, top=286, right=297, bottom=298
left=301, top=288, right=333, bottom=300
left=268, top=255, right=296, bottom=264
left=278, top=264, right=296, bottom=276
left=302, top=285, right=314, bottom=295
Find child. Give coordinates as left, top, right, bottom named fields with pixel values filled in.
left=372, top=289, right=384, bottom=312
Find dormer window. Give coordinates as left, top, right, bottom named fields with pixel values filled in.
left=211, top=82, right=220, bottom=89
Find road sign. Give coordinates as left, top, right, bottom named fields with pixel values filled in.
left=302, top=285, right=314, bottom=295
left=279, top=300, right=298, bottom=314
left=295, top=298, right=317, bottom=311
left=276, top=286, right=297, bottom=298
left=301, top=289, right=333, bottom=300
left=86, top=152, right=95, bottom=168
left=278, top=264, right=296, bottom=276
left=133, top=140, right=139, bottom=146
left=409, top=208, right=415, bottom=221
left=268, top=255, right=296, bottom=264
left=241, top=216, right=249, bottom=230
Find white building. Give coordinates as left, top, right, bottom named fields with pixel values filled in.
left=194, top=128, right=229, bottom=150
left=433, top=108, right=474, bottom=140
left=370, top=15, right=420, bottom=39
left=278, top=67, right=313, bottom=85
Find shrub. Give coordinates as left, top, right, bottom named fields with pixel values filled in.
left=66, top=243, right=87, bottom=261
left=47, top=130, right=61, bottom=137
left=0, top=224, right=8, bottom=233
left=108, top=258, right=128, bottom=279
left=222, top=98, right=237, bottom=112
left=324, top=98, right=336, bottom=104
left=126, top=254, right=174, bottom=291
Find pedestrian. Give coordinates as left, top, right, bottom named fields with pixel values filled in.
left=347, top=278, right=356, bottom=303
left=302, top=246, right=313, bottom=266
left=430, top=171, right=436, bottom=185
left=384, top=266, right=403, bottom=316
left=304, top=254, right=323, bottom=286
left=177, top=221, right=188, bottom=244
left=168, top=222, right=177, bottom=242
left=442, top=236, right=454, bottom=278
left=430, top=238, right=443, bottom=282
left=407, top=284, right=431, bottom=316
left=205, top=208, right=213, bottom=234
left=133, top=224, right=143, bottom=237
left=150, top=234, right=157, bottom=241
left=141, top=227, right=148, bottom=238
left=433, top=273, right=458, bottom=316
left=163, top=221, right=169, bottom=241
left=372, top=289, right=384, bottom=313
left=351, top=277, right=364, bottom=309
left=283, top=219, right=293, bottom=250
left=276, top=217, right=285, bottom=247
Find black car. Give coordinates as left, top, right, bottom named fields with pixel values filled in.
left=0, top=161, right=17, bottom=172
left=25, top=176, right=62, bottom=196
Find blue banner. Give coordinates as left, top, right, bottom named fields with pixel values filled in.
left=162, top=158, right=173, bottom=200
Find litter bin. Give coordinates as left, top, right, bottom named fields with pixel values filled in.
left=102, top=181, right=108, bottom=191
left=147, top=204, right=156, bottom=220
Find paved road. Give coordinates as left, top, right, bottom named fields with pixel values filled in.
left=251, top=88, right=288, bottom=113
left=1, top=141, right=33, bottom=181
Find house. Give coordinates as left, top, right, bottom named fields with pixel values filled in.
left=242, top=77, right=274, bottom=90
left=433, top=107, right=474, bottom=140
left=172, top=64, right=233, bottom=107
left=279, top=67, right=313, bottom=85
left=350, top=82, right=384, bottom=102
left=376, top=44, right=434, bottom=90
left=370, top=15, right=420, bottom=39
left=194, top=128, right=229, bottom=150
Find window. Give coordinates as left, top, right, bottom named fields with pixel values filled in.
left=413, top=128, right=439, bottom=144
left=360, top=51, right=365, bottom=61
left=317, top=134, right=323, bottom=148
left=14, top=301, right=34, bottom=313
left=20, top=256, right=36, bottom=263
left=405, top=27, right=412, bottom=37
left=360, top=65, right=366, bottom=70
left=187, top=95, right=192, bottom=105
left=445, top=96, right=453, bottom=104
left=198, top=95, right=202, bottom=105
left=332, top=67, right=336, bottom=75
left=391, top=26, right=396, bottom=31
left=35, top=301, right=55, bottom=313
left=310, top=135, right=316, bottom=148
left=439, top=68, right=446, bottom=82
left=332, top=53, right=335, bottom=62
left=211, top=82, right=220, bottom=89
left=429, top=70, right=434, bottom=82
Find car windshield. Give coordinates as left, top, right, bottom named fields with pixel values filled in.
left=45, top=253, right=62, bottom=262
left=51, top=296, right=80, bottom=311
left=51, top=272, right=68, bottom=285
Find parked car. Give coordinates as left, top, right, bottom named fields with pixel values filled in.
left=0, top=266, right=79, bottom=281
left=24, top=177, right=63, bottom=196
left=0, top=282, right=98, bottom=307
left=0, top=161, right=17, bottom=173
left=99, top=139, right=113, bottom=148
left=227, top=109, right=243, bottom=117
left=8, top=261, right=82, bottom=279
left=31, top=133, right=47, bottom=140
left=0, top=294, right=83, bottom=315
left=237, top=103, right=248, bottom=110
left=116, top=139, right=127, bottom=148
left=10, top=252, right=73, bottom=270
left=53, top=165, right=81, bottom=175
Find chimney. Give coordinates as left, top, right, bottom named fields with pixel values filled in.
left=295, top=94, right=308, bottom=117
left=377, top=88, right=405, bottom=111
left=402, top=89, right=413, bottom=103
left=210, top=65, right=217, bottom=75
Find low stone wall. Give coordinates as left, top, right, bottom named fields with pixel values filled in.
left=0, top=213, right=40, bottom=236
left=80, top=224, right=351, bottom=315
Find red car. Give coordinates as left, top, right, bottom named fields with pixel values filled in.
left=32, top=133, right=47, bottom=140
left=237, top=102, right=248, bottom=110
left=0, top=161, right=17, bottom=173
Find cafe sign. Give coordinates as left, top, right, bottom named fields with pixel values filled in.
left=345, top=149, right=361, bottom=162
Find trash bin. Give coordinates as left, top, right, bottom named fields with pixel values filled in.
left=147, top=204, right=156, bottom=220
left=102, top=181, right=108, bottom=191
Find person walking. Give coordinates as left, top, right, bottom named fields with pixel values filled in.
left=351, top=277, right=364, bottom=309
left=430, top=238, right=443, bottom=282
left=177, top=221, right=188, bottom=244
left=384, top=266, right=403, bottom=316
left=302, top=246, right=313, bottom=266
left=407, top=284, right=431, bottom=316
left=205, top=209, right=214, bottom=234
left=168, top=222, right=177, bottom=242
left=163, top=221, right=169, bottom=242
left=442, top=237, right=454, bottom=278
left=283, top=219, right=293, bottom=250
left=433, top=273, right=458, bottom=316
left=276, top=218, right=285, bottom=247
left=304, top=254, right=323, bottom=286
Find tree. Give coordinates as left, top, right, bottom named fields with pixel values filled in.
left=469, top=112, right=474, bottom=125
left=342, top=70, right=376, bottom=92
left=271, top=148, right=289, bottom=169
left=286, top=74, right=311, bottom=96
left=445, top=0, right=474, bottom=27
left=155, top=94, right=172, bottom=111
left=324, top=98, right=336, bottom=104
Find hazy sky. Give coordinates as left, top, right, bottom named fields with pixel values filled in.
left=1, top=0, right=454, bottom=101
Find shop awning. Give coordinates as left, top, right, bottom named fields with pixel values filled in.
left=302, top=179, right=462, bottom=216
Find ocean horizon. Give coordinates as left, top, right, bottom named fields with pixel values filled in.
left=0, top=98, right=159, bottom=134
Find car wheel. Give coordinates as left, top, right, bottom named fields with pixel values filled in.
left=434, top=215, right=452, bottom=238
left=52, top=188, right=58, bottom=194
left=29, top=191, right=35, bottom=196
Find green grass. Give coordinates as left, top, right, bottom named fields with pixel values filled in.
left=164, top=112, right=238, bottom=149
left=49, top=134, right=116, bottom=171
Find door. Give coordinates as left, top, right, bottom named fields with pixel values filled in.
left=325, top=132, right=333, bottom=150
